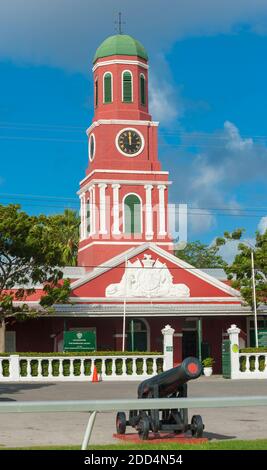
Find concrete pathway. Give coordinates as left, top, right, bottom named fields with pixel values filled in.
left=0, top=377, right=266, bottom=447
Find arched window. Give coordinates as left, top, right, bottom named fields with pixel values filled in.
left=95, top=79, right=98, bottom=107
left=122, top=71, right=133, bottom=102
left=103, top=72, right=112, bottom=103
left=140, top=74, right=146, bottom=106
left=124, top=194, right=141, bottom=234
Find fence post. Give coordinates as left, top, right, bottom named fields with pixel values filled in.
left=9, top=355, right=20, bottom=381
left=227, top=324, right=241, bottom=379
left=162, top=324, right=175, bottom=370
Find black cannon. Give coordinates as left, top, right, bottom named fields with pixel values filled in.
left=116, top=357, right=204, bottom=440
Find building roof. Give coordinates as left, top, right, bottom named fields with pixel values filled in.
left=93, top=34, right=148, bottom=63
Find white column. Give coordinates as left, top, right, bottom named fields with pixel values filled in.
left=158, top=184, right=167, bottom=236
left=112, top=184, right=121, bottom=235
left=9, top=355, right=20, bottom=381
left=89, top=185, right=96, bottom=235
left=227, top=324, right=241, bottom=379
left=161, top=324, right=175, bottom=370
left=98, top=183, right=107, bottom=234
left=144, top=184, right=153, bottom=239
left=79, top=193, right=86, bottom=240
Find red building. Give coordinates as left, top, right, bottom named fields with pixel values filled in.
left=7, top=34, right=262, bottom=372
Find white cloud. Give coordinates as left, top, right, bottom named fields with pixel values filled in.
left=149, top=79, right=183, bottom=125
left=224, top=121, right=253, bottom=151
left=188, top=207, right=215, bottom=234
left=258, top=216, right=267, bottom=234
left=216, top=237, right=256, bottom=264
left=0, top=1, right=267, bottom=71
left=168, top=121, right=267, bottom=235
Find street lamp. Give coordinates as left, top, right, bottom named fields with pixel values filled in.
left=236, top=240, right=258, bottom=348
left=250, top=248, right=259, bottom=347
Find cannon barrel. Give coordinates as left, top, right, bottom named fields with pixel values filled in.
left=138, top=357, right=202, bottom=399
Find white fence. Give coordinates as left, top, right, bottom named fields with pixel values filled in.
left=227, top=325, right=267, bottom=379
left=0, top=354, right=164, bottom=382
left=0, top=324, right=175, bottom=382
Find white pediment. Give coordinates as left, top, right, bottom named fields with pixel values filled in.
left=105, top=254, right=190, bottom=298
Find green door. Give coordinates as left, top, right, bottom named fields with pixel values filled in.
left=222, top=339, right=231, bottom=379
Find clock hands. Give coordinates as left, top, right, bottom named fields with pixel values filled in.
left=128, top=131, right=132, bottom=146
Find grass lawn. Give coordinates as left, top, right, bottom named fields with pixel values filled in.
left=1, top=440, right=267, bottom=450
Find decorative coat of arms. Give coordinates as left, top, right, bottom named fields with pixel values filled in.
left=105, top=254, right=190, bottom=298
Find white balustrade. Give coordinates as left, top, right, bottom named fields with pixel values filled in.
left=0, top=354, right=164, bottom=382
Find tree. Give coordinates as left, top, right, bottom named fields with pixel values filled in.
left=0, top=204, right=71, bottom=352
left=175, top=240, right=226, bottom=268
left=216, top=229, right=267, bottom=307
left=40, top=209, right=80, bottom=266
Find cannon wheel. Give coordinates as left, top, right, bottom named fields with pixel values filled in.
left=191, top=415, right=204, bottom=438
left=116, top=412, right=126, bottom=435
left=138, top=416, right=150, bottom=440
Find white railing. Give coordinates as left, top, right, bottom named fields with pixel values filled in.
left=227, top=325, right=267, bottom=379
left=0, top=354, right=164, bottom=382
left=0, top=396, right=266, bottom=449
left=238, top=352, right=267, bottom=379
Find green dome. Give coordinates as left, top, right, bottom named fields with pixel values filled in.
left=93, top=34, right=148, bottom=63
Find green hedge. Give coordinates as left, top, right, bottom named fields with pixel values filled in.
left=0, top=351, right=161, bottom=357
left=240, top=348, right=267, bottom=353
left=239, top=355, right=266, bottom=372
left=1, top=355, right=164, bottom=378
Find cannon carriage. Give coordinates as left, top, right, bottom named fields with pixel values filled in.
left=116, top=357, right=204, bottom=440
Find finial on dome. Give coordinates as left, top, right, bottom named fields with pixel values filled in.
left=114, top=12, right=125, bottom=35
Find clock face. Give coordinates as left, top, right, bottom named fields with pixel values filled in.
left=117, top=129, right=143, bottom=156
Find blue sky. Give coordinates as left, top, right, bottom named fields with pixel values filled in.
left=0, top=1, right=267, bottom=260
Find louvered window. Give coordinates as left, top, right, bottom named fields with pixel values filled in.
left=140, top=74, right=146, bottom=106
left=95, top=79, right=98, bottom=107
left=123, top=71, right=133, bottom=102
left=104, top=73, right=112, bottom=103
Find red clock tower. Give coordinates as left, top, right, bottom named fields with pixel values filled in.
left=78, top=34, right=173, bottom=269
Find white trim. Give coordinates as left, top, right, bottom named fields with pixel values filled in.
left=122, top=192, right=143, bottom=235
left=86, top=120, right=159, bottom=136
left=78, top=179, right=170, bottom=196
left=93, top=59, right=149, bottom=72
left=74, top=242, right=241, bottom=297
left=80, top=168, right=168, bottom=186
left=88, top=133, right=96, bottom=162
left=174, top=333, right=183, bottom=337
left=122, top=70, right=133, bottom=103
left=78, top=241, right=173, bottom=252
left=69, top=296, right=242, bottom=303
left=103, top=71, right=113, bottom=104
left=115, top=127, right=145, bottom=157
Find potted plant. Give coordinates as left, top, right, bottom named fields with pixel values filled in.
left=202, top=357, right=215, bottom=377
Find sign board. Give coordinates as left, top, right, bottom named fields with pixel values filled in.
left=258, top=329, right=267, bottom=347
left=166, top=346, right=173, bottom=352
left=222, top=339, right=231, bottom=379
left=63, top=330, right=96, bottom=352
